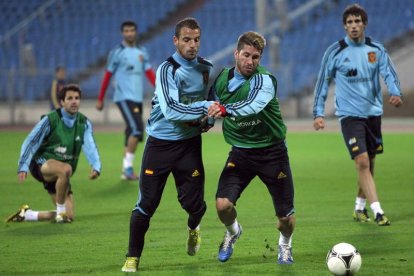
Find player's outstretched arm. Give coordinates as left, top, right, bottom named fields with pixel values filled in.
left=96, top=71, right=113, bottom=111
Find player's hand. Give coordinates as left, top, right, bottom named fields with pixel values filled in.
left=313, top=117, right=325, bottom=131
left=96, top=100, right=104, bottom=111
left=389, top=95, right=403, bottom=107
left=17, top=171, right=27, bottom=182
left=199, top=116, right=214, bottom=132
left=208, top=102, right=226, bottom=118
left=89, top=170, right=100, bottom=180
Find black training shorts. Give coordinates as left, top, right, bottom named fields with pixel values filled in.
left=216, top=141, right=295, bottom=218
left=340, top=116, right=383, bottom=159
left=116, top=100, right=144, bottom=144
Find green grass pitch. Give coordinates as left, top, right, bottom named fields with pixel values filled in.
left=1, top=130, right=413, bottom=275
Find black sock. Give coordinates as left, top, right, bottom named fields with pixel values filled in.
left=187, top=201, right=206, bottom=229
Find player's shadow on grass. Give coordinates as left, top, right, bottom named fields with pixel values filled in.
left=76, top=210, right=129, bottom=221
left=90, top=180, right=138, bottom=198
left=132, top=255, right=294, bottom=275
left=3, top=221, right=75, bottom=236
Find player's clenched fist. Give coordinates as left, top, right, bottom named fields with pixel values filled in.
left=313, top=117, right=325, bottom=131
left=208, top=102, right=226, bottom=118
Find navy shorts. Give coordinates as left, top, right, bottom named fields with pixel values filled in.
left=340, top=116, right=383, bottom=159
left=216, top=141, right=295, bottom=218
left=116, top=100, right=144, bottom=145
left=29, top=161, right=72, bottom=195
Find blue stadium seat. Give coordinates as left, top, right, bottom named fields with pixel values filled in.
left=1, top=0, right=413, bottom=100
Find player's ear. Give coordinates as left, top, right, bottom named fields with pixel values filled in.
left=173, top=36, right=178, bottom=47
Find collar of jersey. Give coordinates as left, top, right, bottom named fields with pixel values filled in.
left=173, top=51, right=197, bottom=67
left=345, top=35, right=365, bottom=47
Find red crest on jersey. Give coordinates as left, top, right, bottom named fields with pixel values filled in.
left=139, top=54, right=144, bottom=63
left=368, top=52, right=376, bottom=63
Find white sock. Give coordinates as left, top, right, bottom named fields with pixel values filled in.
left=123, top=152, right=135, bottom=168
left=370, top=201, right=384, bottom=215
left=279, top=233, right=292, bottom=247
left=24, top=210, right=39, bottom=221
left=225, top=220, right=240, bottom=236
left=56, top=203, right=66, bottom=214
left=189, top=225, right=200, bottom=231
left=355, top=197, right=366, bottom=210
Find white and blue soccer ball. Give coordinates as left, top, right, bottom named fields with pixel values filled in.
left=326, top=242, right=362, bottom=275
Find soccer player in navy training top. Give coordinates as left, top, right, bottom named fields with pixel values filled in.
left=96, top=20, right=156, bottom=180
left=207, top=31, right=296, bottom=265
left=7, top=84, right=101, bottom=224
left=313, top=4, right=403, bottom=226
left=121, top=18, right=215, bottom=272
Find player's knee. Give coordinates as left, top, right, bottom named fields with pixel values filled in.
left=134, top=203, right=155, bottom=218
left=57, top=163, right=72, bottom=178
left=216, top=198, right=234, bottom=213
left=132, top=208, right=151, bottom=220
left=277, top=215, right=295, bottom=230
left=278, top=216, right=293, bottom=224
left=354, top=154, right=370, bottom=171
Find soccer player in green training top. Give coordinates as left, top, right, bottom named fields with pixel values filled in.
left=8, top=84, right=101, bottom=223
left=208, top=31, right=295, bottom=265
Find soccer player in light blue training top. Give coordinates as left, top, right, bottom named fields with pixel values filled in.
left=313, top=4, right=403, bottom=226
left=7, top=84, right=101, bottom=224
left=121, top=17, right=215, bottom=273
left=96, top=21, right=156, bottom=180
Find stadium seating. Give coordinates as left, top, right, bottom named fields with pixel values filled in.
left=0, top=0, right=413, bottom=101
left=0, top=0, right=186, bottom=100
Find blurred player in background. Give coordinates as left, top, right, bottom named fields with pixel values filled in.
left=96, top=20, right=156, bottom=180
left=7, top=84, right=101, bottom=223
left=313, top=4, right=403, bottom=226
left=49, top=66, right=66, bottom=109
left=121, top=17, right=215, bottom=273
left=208, top=31, right=296, bottom=265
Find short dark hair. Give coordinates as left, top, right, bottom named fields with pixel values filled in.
left=59, top=84, right=82, bottom=101
left=55, top=66, right=65, bottom=73
left=121, top=20, right=137, bottom=31
left=174, top=17, right=200, bottom=38
left=237, top=31, right=266, bottom=54
left=343, top=4, right=368, bottom=25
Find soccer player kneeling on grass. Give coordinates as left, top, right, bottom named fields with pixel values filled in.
left=7, top=84, right=101, bottom=224
left=208, top=31, right=296, bottom=265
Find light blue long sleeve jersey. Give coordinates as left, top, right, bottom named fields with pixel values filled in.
left=106, top=42, right=152, bottom=102
left=146, top=52, right=214, bottom=141
left=220, top=69, right=275, bottom=116
left=313, top=36, right=402, bottom=118
left=17, top=109, right=101, bottom=173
